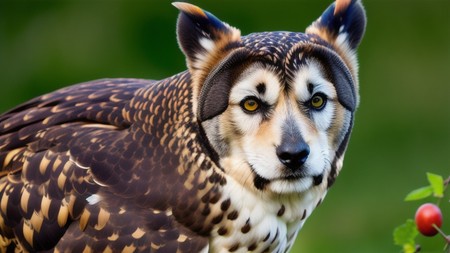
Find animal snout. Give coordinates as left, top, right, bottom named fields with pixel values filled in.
left=276, top=141, right=310, bottom=171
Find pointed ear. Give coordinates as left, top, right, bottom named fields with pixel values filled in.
left=306, top=0, right=366, bottom=52
left=173, top=2, right=241, bottom=74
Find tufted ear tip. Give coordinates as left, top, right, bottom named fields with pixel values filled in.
left=172, top=2, right=198, bottom=12
left=174, top=2, right=232, bottom=39
left=334, top=0, right=352, bottom=16
left=307, top=0, right=366, bottom=51
left=172, top=2, right=208, bottom=20
left=174, top=2, right=241, bottom=78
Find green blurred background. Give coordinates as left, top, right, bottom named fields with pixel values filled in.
left=0, top=0, right=449, bottom=252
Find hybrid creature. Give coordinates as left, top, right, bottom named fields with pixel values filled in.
left=0, top=0, right=366, bottom=252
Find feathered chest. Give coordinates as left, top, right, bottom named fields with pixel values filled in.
left=203, top=177, right=326, bottom=253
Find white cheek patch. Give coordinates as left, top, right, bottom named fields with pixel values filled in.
left=226, top=65, right=283, bottom=181
left=312, top=101, right=335, bottom=131
left=230, top=107, right=262, bottom=134
left=243, top=134, right=281, bottom=180
left=306, top=132, right=329, bottom=175
left=293, top=60, right=337, bottom=131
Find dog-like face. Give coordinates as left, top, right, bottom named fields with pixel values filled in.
left=174, top=0, right=366, bottom=195
left=202, top=55, right=353, bottom=194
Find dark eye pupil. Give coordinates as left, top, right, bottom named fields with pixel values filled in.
left=241, top=97, right=260, bottom=113
left=310, top=94, right=326, bottom=109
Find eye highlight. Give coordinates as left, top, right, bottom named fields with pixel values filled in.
left=240, top=97, right=260, bottom=113
left=309, top=93, right=327, bottom=110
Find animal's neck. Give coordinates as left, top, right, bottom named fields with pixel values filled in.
left=206, top=175, right=327, bottom=252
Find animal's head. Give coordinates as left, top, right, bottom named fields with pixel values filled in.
left=173, top=0, right=366, bottom=195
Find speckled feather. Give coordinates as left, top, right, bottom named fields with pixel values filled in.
left=0, top=76, right=219, bottom=252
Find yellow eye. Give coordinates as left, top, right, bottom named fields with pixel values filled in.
left=242, top=98, right=260, bottom=112
left=310, top=94, right=326, bottom=109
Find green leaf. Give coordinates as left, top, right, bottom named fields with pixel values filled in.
left=394, top=219, right=418, bottom=247
left=402, top=244, right=417, bottom=253
left=404, top=186, right=433, bottom=201
left=427, top=172, right=444, bottom=198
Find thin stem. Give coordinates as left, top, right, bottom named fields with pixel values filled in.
left=444, top=176, right=450, bottom=186
left=432, top=224, right=450, bottom=244
left=444, top=176, right=450, bottom=189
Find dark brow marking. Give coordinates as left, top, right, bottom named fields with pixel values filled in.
left=307, top=82, right=314, bottom=94
left=256, top=83, right=266, bottom=94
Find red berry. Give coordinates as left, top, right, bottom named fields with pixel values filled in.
left=415, top=203, right=443, bottom=237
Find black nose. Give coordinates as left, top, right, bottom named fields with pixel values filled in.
left=276, top=142, right=310, bottom=171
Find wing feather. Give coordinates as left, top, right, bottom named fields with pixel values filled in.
left=0, top=75, right=209, bottom=252
left=0, top=78, right=137, bottom=251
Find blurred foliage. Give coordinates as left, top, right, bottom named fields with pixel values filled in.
left=0, top=0, right=449, bottom=252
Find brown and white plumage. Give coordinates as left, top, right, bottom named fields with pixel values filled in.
left=0, top=76, right=213, bottom=252
left=0, top=1, right=366, bottom=252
